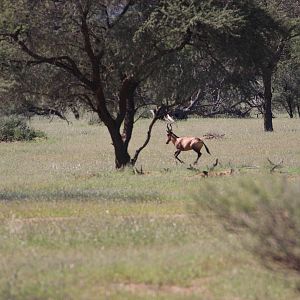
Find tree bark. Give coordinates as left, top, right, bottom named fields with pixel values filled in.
left=94, top=78, right=139, bottom=169
left=262, top=69, right=274, bottom=132
left=94, top=87, right=131, bottom=169
left=112, top=134, right=131, bottom=168
left=287, top=96, right=294, bottom=118
left=121, top=79, right=138, bottom=149
left=103, top=120, right=132, bottom=168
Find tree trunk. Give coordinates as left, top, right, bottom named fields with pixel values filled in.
left=107, top=124, right=132, bottom=169
left=113, top=138, right=131, bottom=168
left=121, top=80, right=138, bottom=149
left=262, top=69, right=274, bottom=132
left=283, top=84, right=294, bottom=118
left=94, top=87, right=132, bottom=169
left=94, top=78, right=139, bottom=169
left=287, top=97, right=294, bottom=118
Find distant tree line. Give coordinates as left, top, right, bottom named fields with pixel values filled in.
left=0, top=0, right=299, bottom=167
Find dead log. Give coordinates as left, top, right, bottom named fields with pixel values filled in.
left=267, top=158, right=284, bottom=173
left=203, top=133, right=225, bottom=140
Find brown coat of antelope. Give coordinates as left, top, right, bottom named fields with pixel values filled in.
left=166, top=124, right=211, bottom=164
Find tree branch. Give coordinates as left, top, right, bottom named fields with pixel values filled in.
left=131, top=105, right=167, bottom=166
left=79, top=8, right=102, bottom=85
left=27, top=105, right=70, bottom=124
left=136, top=29, right=192, bottom=78
left=0, top=31, right=94, bottom=89
left=115, top=77, right=139, bottom=129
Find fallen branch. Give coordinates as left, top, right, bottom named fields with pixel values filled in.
left=267, top=158, right=284, bottom=173
left=203, top=132, right=225, bottom=140
left=186, top=159, right=234, bottom=178
left=197, top=169, right=234, bottom=178
left=187, top=164, right=199, bottom=171
left=240, top=165, right=260, bottom=169
left=208, top=158, right=219, bottom=171
left=133, top=165, right=144, bottom=175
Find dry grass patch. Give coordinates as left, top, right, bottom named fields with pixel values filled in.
left=0, top=117, right=299, bottom=299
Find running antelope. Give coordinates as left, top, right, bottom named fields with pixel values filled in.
left=166, top=124, right=211, bottom=164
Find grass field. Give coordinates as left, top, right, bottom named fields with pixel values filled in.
left=0, top=116, right=299, bottom=300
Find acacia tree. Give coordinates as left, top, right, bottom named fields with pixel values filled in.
left=0, top=0, right=190, bottom=168
left=0, top=0, right=242, bottom=168
left=255, top=0, right=300, bottom=130
left=188, top=0, right=299, bottom=131
left=241, top=0, right=300, bottom=130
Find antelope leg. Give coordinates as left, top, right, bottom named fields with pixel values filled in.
left=193, top=152, right=202, bottom=165
left=174, top=150, right=184, bottom=164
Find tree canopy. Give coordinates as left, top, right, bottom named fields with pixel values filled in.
left=0, top=0, right=299, bottom=167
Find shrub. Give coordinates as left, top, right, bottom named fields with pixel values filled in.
left=0, top=117, right=47, bottom=142
left=193, top=177, right=300, bottom=273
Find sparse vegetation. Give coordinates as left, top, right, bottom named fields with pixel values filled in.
left=0, top=116, right=46, bottom=142
left=193, top=176, right=300, bottom=273
left=0, top=0, right=299, bottom=297
left=0, top=117, right=299, bottom=299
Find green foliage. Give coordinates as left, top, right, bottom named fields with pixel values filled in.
left=0, top=0, right=273, bottom=115
left=273, top=35, right=300, bottom=117
left=0, top=116, right=46, bottom=142
left=274, top=60, right=300, bottom=117
left=194, top=177, right=300, bottom=272
left=0, top=0, right=299, bottom=164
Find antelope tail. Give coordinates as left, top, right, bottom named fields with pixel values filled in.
left=203, top=142, right=211, bottom=155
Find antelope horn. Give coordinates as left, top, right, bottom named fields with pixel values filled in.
left=164, top=114, right=175, bottom=123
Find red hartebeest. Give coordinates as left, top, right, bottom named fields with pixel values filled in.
left=166, top=124, right=211, bottom=164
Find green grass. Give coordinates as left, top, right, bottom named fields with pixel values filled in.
left=0, top=117, right=299, bottom=299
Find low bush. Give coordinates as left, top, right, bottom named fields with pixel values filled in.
left=0, top=116, right=47, bottom=142
left=193, top=176, right=300, bottom=273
